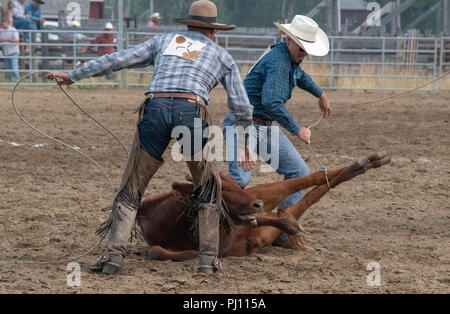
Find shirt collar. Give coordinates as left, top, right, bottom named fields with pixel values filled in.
left=185, top=30, right=215, bottom=44
left=279, top=41, right=299, bottom=69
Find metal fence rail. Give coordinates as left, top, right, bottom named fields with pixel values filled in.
left=0, top=28, right=449, bottom=92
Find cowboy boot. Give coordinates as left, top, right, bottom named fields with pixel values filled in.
left=187, top=158, right=222, bottom=273
left=196, top=202, right=221, bottom=274
left=90, top=148, right=163, bottom=275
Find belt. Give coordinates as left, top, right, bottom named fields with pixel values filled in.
left=149, top=92, right=206, bottom=105
left=252, top=115, right=272, bottom=126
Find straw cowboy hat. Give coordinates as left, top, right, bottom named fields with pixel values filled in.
left=150, top=12, right=161, bottom=20
left=172, top=0, right=235, bottom=31
left=274, top=15, right=329, bottom=57
left=103, top=22, right=114, bottom=30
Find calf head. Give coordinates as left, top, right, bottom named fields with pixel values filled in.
left=172, top=174, right=263, bottom=226
left=219, top=174, right=263, bottom=226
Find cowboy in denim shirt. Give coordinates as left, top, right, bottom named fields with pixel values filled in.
left=223, top=15, right=331, bottom=247
left=25, top=0, right=45, bottom=29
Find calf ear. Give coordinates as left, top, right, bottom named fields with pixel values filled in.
left=172, top=182, right=195, bottom=199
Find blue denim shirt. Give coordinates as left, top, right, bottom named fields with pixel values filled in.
left=244, top=42, right=323, bottom=136
left=25, top=3, right=42, bottom=22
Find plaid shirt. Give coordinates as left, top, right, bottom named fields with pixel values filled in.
left=69, top=31, right=253, bottom=124
left=244, top=41, right=323, bottom=136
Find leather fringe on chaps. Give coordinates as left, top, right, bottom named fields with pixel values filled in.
left=95, top=95, right=226, bottom=243
left=96, top=96, right=163, bottom=243
left=194, top=101, right=229, bottom=223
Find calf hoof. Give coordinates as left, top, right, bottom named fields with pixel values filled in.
left=273, top=232, right=314, bottom=252
left=368, top=152, right=391, bottom=168
left=356, top=152, right=391, bottom=172
left=239, top=214, right=257, bottom=227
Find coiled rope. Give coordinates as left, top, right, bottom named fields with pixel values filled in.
left=1, top=71, right=128, bottom=265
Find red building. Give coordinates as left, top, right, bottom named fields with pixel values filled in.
left=89, top=0, right=104, bottom=19
left=340, top=0, right=371, bottom=32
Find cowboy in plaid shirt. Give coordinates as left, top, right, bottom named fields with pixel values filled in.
left=48, top=1, right=254, bottom=275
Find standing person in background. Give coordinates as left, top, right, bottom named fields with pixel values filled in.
left=58, top=10, right=67, bottom=28
left=25, top=0, right=45, bottom=29
left=0, top=17, right=20, bottom=81
left=5, top=1, right=14, bottom=26
left=79, top=22, right=117, bottom=79
left=147, top=12, right=161, bottom=29
left=12, top=0, right=36, bottom=42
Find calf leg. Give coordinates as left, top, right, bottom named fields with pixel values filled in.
left=246, top=166, right=349, bottom=212
left=328, top=152, right=390, bottom=188
left=148, top=245, right=198, bottom=262
left=254, top=213, right=299, bottom=235
left=246, top=152, right=391, bottom=253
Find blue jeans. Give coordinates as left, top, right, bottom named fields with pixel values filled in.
left=4, top=53, right=20, bottom=82
left=139, top=97, right=207, bottom=162
left=13, top=17, right=36, bottom=41
left=223, top=112, right=309, bottom=209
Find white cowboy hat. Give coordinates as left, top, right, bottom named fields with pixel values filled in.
left=274, top=15, right=329, bottom=57
left=103, top=22, right=114, bottom=30
left=71, top=20, right=81, bottom=28
left=150, top=12, right=161, bottom=19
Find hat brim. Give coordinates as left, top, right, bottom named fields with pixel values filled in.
left=274, top=22, right=329, bottom=57
left=172, top=18, right=235, bottom=31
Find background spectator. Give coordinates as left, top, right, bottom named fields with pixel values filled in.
left=58, top=9, right=67, bottom=28
left=147, top=12, right=160, bottom=29
left=0, top=17, right=20, bottom=81
left=79, top=22, right=116, bottom=79
left=25, top=0, right=45, bottom=29
left=6, top=1, right=14, bottom=26
left=12, top=0, right=36, bottom=42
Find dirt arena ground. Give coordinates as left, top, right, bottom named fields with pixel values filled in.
left=0, top=86, right=449, bottom=294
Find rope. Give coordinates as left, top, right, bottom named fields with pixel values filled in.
left=2, top=70, right=127, bottom=265
left=0, top=235, right=106, bottom=265
left=304, top=70, right=450, bottom=192
left=333, top=70, right=450, bottom=109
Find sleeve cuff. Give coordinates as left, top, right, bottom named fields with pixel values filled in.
left=289, top=122, right=302, bottom=136
left=313, top=87, right=324, bottom=98
left=68, top=70, right=79, bottom=83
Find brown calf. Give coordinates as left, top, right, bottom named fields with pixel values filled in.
left=137, top=152, right=390, bottom=261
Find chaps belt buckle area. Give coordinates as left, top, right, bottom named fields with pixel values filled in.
left=253, top=116, right=272, bottom=126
